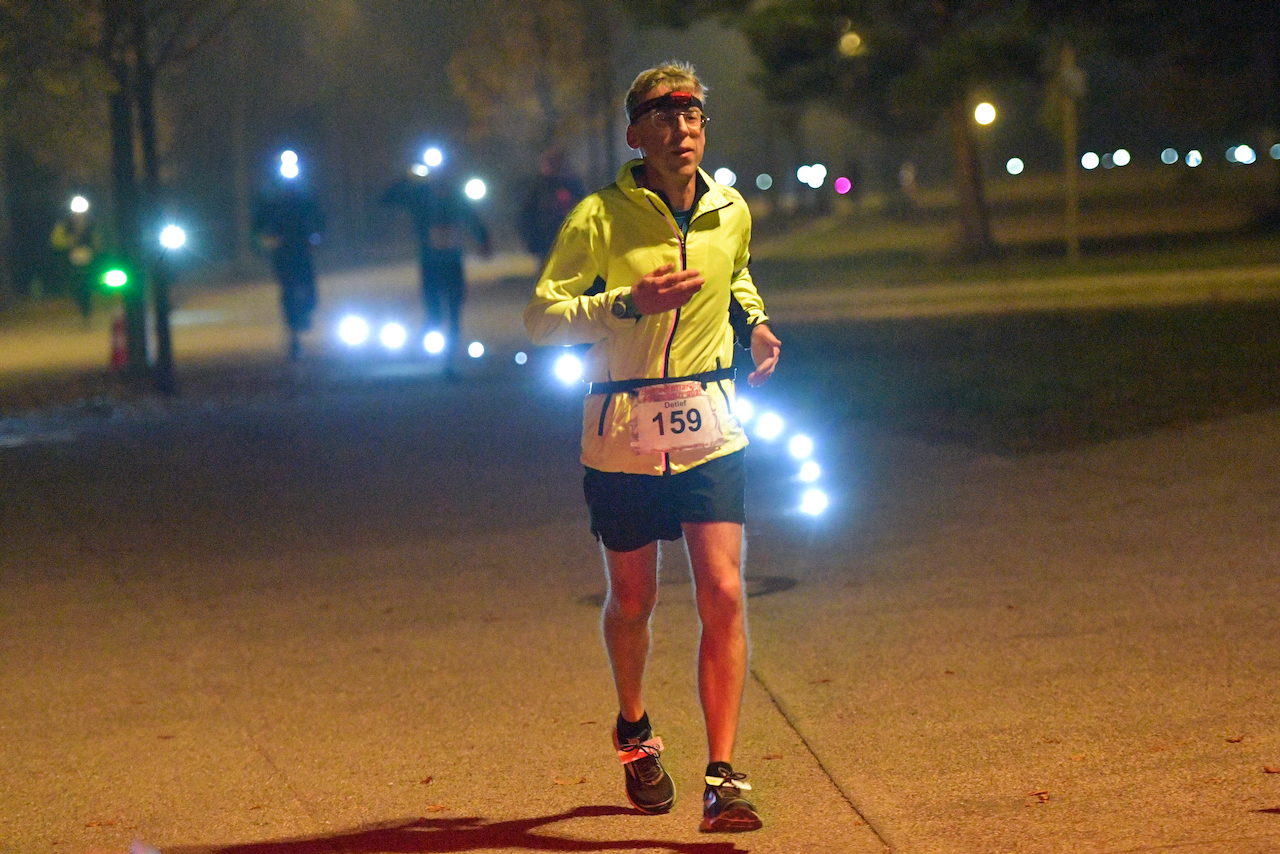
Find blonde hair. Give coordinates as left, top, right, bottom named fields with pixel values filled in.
left=625, top=61, right=707, bottom=123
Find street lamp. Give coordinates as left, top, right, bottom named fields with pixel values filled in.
left=159, top=224, right=187, bottom=251
left=280, top=150, right=300, bottom=180
left=974, top=102, right=997, bottom=126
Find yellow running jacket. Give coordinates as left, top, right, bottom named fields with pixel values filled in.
left=524, top=160, right=770, bottom=475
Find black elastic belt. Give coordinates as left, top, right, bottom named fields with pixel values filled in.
left=587, top=367, right=736, bottom=396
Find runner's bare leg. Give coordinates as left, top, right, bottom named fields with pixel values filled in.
left=683, top=521, right=748, bottom=765
left=602, top=542, right=660, bottom=723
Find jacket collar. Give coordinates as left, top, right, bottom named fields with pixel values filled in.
left=616, top=159, right=732, bottom=220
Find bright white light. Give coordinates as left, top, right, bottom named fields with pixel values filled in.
left=467, top=341, right=484, bottom=358
left=713, top=167, right=737, bottom=187
left=1006, top=158, right=1024, bottom=175
left=280, top=161, right=299, bottom=179
left=1113, top=149, right=1131, bottom=167
left=464, top=178, right=486, bottom=200
left=514, top=351, right=528, bottom=365
left=159, top=225, right=187, bottom=250
left=1235, top=145, right=1257, bottom=165
left=70, top=195, right=90, bottom=214
left=1272, top=144, right=1280, bottom=160
left=412, top=164, right=429, bottom=177
left=755, top=412, right=784, bottom=441
left=788, top=434, right=814, bottom=459
left=1186, top=149, right=1202, bottom=167
left=379, top=322, right=408, bottom=350
left=799, top=488, right=829, bottom=516
left=281, top=150, right=298, bottom=165
left=338, top=315, right=370, bottom=347
left=554, top=353, right=583, bottom=384
left=1081, top=152, right=1100, bottom=170
left=797, top=165, right=812, bottom=184
left=803, top=163, right=827, bottom=189
left=756, top=173, right=773, bottom=191
left=974, top=102, right=996, bottom=125
left=1161, top=148, right=1179, bottom=165
left=798, top=460, right=821, bottom=482
left=734, top=397, right=754, bottom=425
left=424, top=147, right=443, bottom=167
left=423, top=330, right=446, bottom=354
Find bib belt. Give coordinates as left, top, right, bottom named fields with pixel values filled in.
left=587, top=367, right=736, bottom=396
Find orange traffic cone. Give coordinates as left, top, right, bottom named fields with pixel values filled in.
left=110, top=307, right=127, bottom=370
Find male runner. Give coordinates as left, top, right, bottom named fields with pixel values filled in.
left=524, top=61, right=781, bottom=832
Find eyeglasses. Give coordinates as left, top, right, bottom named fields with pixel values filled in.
left=639, top=108, right=710, bottom=134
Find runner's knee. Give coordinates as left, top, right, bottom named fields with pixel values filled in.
left=605, top=582, right=657, bottom=623
left=695, top=572, right=744, bottom=623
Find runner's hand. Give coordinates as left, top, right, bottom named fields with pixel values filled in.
left=631, top=264, right=703, bottom=315
left=748, top=323, right=781, bottom=387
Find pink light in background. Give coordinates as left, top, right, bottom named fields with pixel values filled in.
left=834, top=176, right=852, bottom=195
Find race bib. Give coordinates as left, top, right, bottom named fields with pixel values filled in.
left=629, top=381, right=725, bottom=455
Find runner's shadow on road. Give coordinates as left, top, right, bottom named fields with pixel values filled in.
left=162, top=806, right=748, bottom=853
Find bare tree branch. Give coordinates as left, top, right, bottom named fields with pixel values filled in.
left=156, top=0, right=248, bottom=69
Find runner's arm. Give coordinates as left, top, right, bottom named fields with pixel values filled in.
left=726, top=212, right=768, bottom=346
left=524, top=205, right=617, bottom=345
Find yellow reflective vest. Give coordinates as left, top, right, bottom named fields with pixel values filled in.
left=524, top=160, right=770, bottom=475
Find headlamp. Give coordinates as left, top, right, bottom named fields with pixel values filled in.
left=629, top=91, right=704, bottom=125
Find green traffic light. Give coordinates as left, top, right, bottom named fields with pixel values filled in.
left=103, top=268, right=128, bottom=288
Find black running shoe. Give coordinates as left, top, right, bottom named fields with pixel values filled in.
left=700, top=769, right=762, bottom=832
left=613, top=726, right=676, bottom=814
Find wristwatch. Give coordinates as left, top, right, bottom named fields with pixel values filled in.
left=610, top=291, right=640, bottom=320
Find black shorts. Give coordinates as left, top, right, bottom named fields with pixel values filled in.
left=583, top=450, right=746, bottom=553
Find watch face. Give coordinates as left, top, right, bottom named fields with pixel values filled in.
left=612, top=299, right=626, bottom=318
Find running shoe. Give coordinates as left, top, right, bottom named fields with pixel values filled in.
left=700, top=769, right=762, bottom=832
left=613, top=725, right=676, bottom=814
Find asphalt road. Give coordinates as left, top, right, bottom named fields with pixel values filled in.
left=2, top=260, right=1279, bottom=853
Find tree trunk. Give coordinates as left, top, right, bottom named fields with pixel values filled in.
left=0, top=104, right=13, bottom=307
left=109, top=87, right=147, bottom=374
left=1265, top=1, right=1280, bottom=221
left=948, top=101, right=996, bottom=260
left=232, top=83, right=252, bottom=267
left=582, top=0, right=615, bottom=186
left=134, top=22, right=174, bottom=392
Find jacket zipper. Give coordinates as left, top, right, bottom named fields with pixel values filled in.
left=646, top=194, right=730, bottom=474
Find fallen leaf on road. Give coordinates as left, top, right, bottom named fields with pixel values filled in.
left=944, top=669, right=955, bottom=675
left=579, top=720, right=596, bottom=725
left=1028, top=790, right=1050, bottom=803
left=1226, top=735, right=1245, bottom=744
left=762, top=753, right=784, bottom=760
left=1042, top=738, right=1062, bottom=745
left=420, top=776, right=433, bottom=785
left=84, top=820, right=117, bottom=828
left=1070, top=754, right=1086, bottom=762
left=810, top=678, right=832, bottom=684
left=554, top=777, right=586, bottom=785
left=247, top=805, right=263, bottom=811
left=1264, top=766, right=1280, bottom=774
left=425, top=804, right=448, bottom=812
